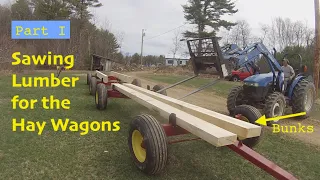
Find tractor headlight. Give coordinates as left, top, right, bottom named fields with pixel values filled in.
left=244, top=82, right=259, bottom=87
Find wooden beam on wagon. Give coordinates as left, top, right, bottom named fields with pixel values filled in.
left=109, top=71, right=133, bottom=83
left=124, top=83, right=261, bottom=139
left=95, top=70, right=108, bottom=83
left=113, top=83, right=237, bottom=147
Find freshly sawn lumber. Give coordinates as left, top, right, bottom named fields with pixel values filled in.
left=96, top=70, right=108, bottom=83
left=109, top=71, right=133, bottom=83
left=113, top=83, right=237, bottom=147
left=124, top=83, right=262, bottom=139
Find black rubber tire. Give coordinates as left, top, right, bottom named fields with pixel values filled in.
left=128, top=114, right=168, bottom=175
left=89, top=77, right=97, bottom=95
left=227, top=86, right=245, bottom=115
left=95, top=83, right=108, bottom=110
left=231, top=75, right=240, bottom=82
left=152, top=84, right=167, bottom=96
left=292, top=80, right=316, bottom=119
left=87, top=73, right=91, bottom=85
left=132, top=79, right=142, bottom=87
left=233, top=105, right=264, bottom=148
left=264, top=92, right=286, bottom=126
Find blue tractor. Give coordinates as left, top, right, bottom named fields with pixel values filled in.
left=226, top=43, right=316, bottom=125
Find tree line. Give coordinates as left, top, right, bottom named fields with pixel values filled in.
left=0, top=0, right=167, bottom=71
left=181, top=0, right=316, bottom=72
left=220, top=18, right=315, bottom=72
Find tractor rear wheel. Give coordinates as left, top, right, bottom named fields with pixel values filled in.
left=227, top=86, right=245, bottom=115
left=132, top=79, right=142, bottom=87
left=264, top=92, right=286, bottom=126
left=128, top=114, right=168, bottom=175
left=152, top=84, right=167, bottom=96
left=233, top=105, right=264, bottom=148
left=95, top=83, right=108, bottom=110
left=89, top=77, right=97, bottom=95
left=292, top=80, right=316, bottom=119
left=87, top=73, right=91, bottom=85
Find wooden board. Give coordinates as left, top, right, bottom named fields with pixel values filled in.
left=109, top=71, right=133, bottom=83
left=124, top=83, right=262, bottom=139
left=96, top=70, right=108, bottom=83
left=113, top=83, right=237, bottom=147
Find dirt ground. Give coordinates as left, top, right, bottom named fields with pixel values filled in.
left=126, top=71, right=320, bottom=147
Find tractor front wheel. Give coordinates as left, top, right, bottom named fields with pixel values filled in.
left=227, top=86, right=245, bottom=115
left=233, top=105, right=264, bottom=148
left=292, top=80, right=316, bottom=119
left=128, top=114, right=168, bottom=175
left=264, top=92, right=286, bottom=126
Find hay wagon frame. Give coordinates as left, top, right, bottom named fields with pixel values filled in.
left=85, top=70, right=297, bottom=180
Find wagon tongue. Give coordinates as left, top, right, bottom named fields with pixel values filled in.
left=187, top=37, right=234, bottom=78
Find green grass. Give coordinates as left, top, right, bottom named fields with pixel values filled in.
left=140, top=74, right=240, bottom=98
left=1, top=71, right=320, bottom=179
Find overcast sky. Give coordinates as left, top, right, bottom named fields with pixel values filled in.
left=1, top=0, right=316, bottom=57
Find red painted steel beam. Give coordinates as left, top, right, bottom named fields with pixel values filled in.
left=227, top=141, right=298, bottom=180
left=107, top=90, right=128, bottom=98
left=162, top=124, right=190, bottom=136
left=162, top=124, right=297, bottom=179
left=168, top=138, right=201, bottom=144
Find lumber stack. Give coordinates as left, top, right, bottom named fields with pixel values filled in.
left=96, top=70, right=108, bottom=83
left=113, top=83, right=237, bottom=147
left=124, top=83, right=261, bottom=139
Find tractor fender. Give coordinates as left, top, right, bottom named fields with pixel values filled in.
left=288, top=76, right=306, bottom=99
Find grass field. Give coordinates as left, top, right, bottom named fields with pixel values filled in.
left=1, top=71, right=320, bottom=180
left=140, top=74, right=239, bottom=97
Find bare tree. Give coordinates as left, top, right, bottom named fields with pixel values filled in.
left=229, top=20, right=252, bottom=48
left=261, top=17, right=314, bottom=51
left=116, top=31, right=125, bottom=52
left=219, top=29, right=232, bottom=46
left=170, top=28, right=183, bottom=66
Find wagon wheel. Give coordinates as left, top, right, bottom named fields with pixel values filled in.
left=89, top=77, right=97, bottom=95
left=152, top=84, right=167, bottom=96
left=95, top=83, right=108, bottom=110
left=233, top=105, right=264, bottom=148
left=128, top=114, right=168, bottom=175
left=87, top=72, right=91, bottom=85
left=132, top=79, right=142, bottom=87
